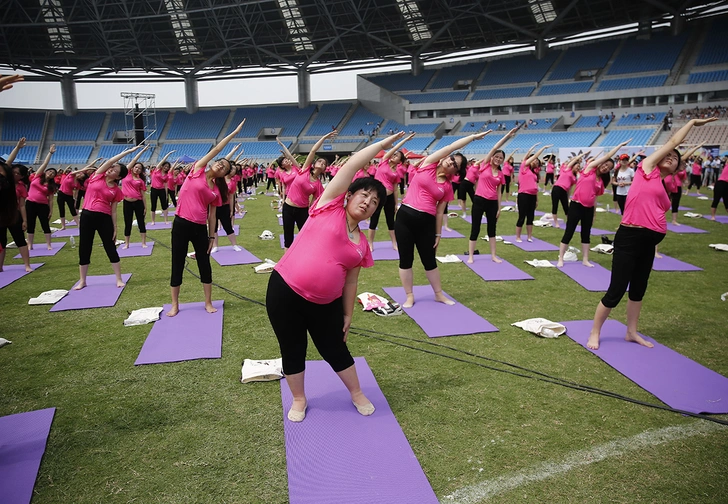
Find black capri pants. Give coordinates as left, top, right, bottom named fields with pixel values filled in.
left=266, top=270, right=354, bottom=376
left=469, top=196, right=499, bottom=240
left=561, top=201, right=594, bottom=245
left=516, top=193, right=537, bottom=227
left=123, top=199, right=146, bottom=237
left=601, top=226, right=665, bottom=308
left=216, top=204, right=234, bottom=236
left=75, top=189, right=85, bottom=210
left=282, top=202, right=309, bottom=248
left=395, top=204, right=437, bottom=271
left=57, top=191, right=77, bottom=219
left=712, top=180, right=728, bottom=210
left=78, top=210, right=120, bottom=266
left=25, top=200, right=52, bottom=234
left=501, top=175, right=511, bottom=195
left=670, top=188, right=682, bottom=213
left=458, top=179, right=476, bottom=203
left=150, top=187, right=168, bottom=212
left=688, top=174, right=702, bottom=191
left=168, top=187, right=177, bottom=207
left=551, top=186, right=569, bottom=215
left=170, top=216, right=212, bottom=287
left=369, top=193, right=395, bottom=231
left=0, top=215, right=27, bottom=248
left=614, top=194, right=627, bottom=215
left=545, top=172, right=554, bottom=186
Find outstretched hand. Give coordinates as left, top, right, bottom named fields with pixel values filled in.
left=472, top=130, right=492, bottom=140
left=380, top=131, right=406, bottom=150
left=693, top=117, right=718, bottom=127
left=0, top=74, right=23, bottom=93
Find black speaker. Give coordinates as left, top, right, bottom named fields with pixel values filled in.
left=133, top=105, right=145, bottom=146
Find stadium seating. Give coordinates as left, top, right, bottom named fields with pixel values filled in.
left=367, top=70, right=436, bottom=92
left=428, top=135, right=507, bottom=155
left=607, top=32, right=688, bottom=75
left=678, top=123, right=728, bottom=146
left=97, top=144, right=155, bottom=164
left=2, top=112, right=46, bottom=141
left=537, top=82, right=593, bottom=96
left=54, top=112, right=105, bottom=141
left=616, top=113, right=665, bottom=127
left=338, top=107, right=384, bottom=137
left=400, top=91, right=469, bottom=103
left=694, top=29, right=728, bottom=66
left=429, top=62, right=485, bottom=89
left=372, top=136, right=436, bottom=153
left=219, top=141, right=290, bottom=159
left=478, top=52, right=559, bottom=86
left=504, top=131, right=601, bottom=150
left=380, top=120, right=440, bottom=134
left=306, top=103, right=352, bottom=136
left=548, top=40, right=619, bottom=80
left=482, top=119, right=555, bottom=131
left=597, top=75, right=667, bottom=91
left=226, top=105, right=316, bottom=138
left=0, top=145, right=39, bottom=164
left=157, top=143, right=213, bottom=161
left=104, top=111, right=169, bottom=141
left=166, top=110, right=229, bottom=139
left=51, top=145, right=94, bottom=164
left=572, top=115, right=612, bottom=128
left=687, top=70, right=728, bottom=84
left=470, top=87, right=534, bottom=100
left=599, top=128, right=657, bottom=147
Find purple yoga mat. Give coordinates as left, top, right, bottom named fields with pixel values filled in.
left=501, top=235, right=559, bottom=252
left=135, top=300, right=224, bottom=365
left=278, top=216, right=283, bottom=226
left=703, top=215, right=728, bottom=224
left=554, top=223, right=612, bottom=236
left=459, top=254, right=534, bottom=281
left=441, top=228, right=465, bottom=238
left=666, top=223, right=708, bottom=234
left=371, top=241, right=399, bottom=261
left=561, top=320, right=728, bottom=414
left=211, top=246, right=261, bottom=266
left=677, top=206, right=693, bottom=211
left=49, top=273, right=132, bottom=311
left=552, top=261, right=612, bottom=291
left=0, top=263, right=43, bottom=289
left=280, top=234, right=297, bottom=248
left=15, top=241, right=65, bottom=258
left=282, top=357, right=438, bottom=504
left=0, top=407, right=56, bottom=504
left=652, top=254, right=702, bottom=272
left=383, top=286, right=498, bottom=337
left=462, top=214, right=486, bottom=224
left=217, top=224, right=240, bottom=237
left=146, top=220, right=173, bottom=230
left=116, top=242, right=155, bottom=258
left=51, top=227, right=79, bottom=237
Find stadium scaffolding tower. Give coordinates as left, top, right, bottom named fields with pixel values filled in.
left=121, top=92, right=158, bottom=146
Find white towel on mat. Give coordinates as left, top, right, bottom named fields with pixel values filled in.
left=28, top=289, right=69, bottom=305
left=512, top=318, right=566, bottom=338
left=684, top=212, right=702, bottom=218
left=436, top=254, right=462, bottom=263
left=124, top=307, right=163, bottom=326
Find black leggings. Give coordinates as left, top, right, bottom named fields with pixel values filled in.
left=545, top=173, right=554, bottom=186
left=469, top=196, right=499, bottom=240
left=75, top=190, right=85, bottom=211
left=615, top=194, right=627, bottom=215
left=688, top=174, right=702, bottom=190
left=123, top=199, right=146, bottom=237
left=561, top=201, right=594, bottom=245
left=394, top=205, right=437, bottom=271
left=602, top=226, right=665, bottom=308
left=216, top=204, right=234, bottom=236
left=78, top=210, right=120, bottom=266
left=0, top=214, right=27, bottom=248
left=150, top=187, right=168, bottom=212
left=266, top=270, right=354, bottom=376
left=458, top=179, right=476, bottom=203
left=282, top=202, right=309, bottom=248
left=168, top=188, right=177, bottom=207
left=516, top=193, right=537, bottom=227
left=712, top=180, right=728, bottom=210
left=57, top=191, right=77, bottom=219
left=266, top=177, right=277, bottom=191
left=25, top=200, right=52, bottom=235
left=670, top=188, right=682, bottom=213
left=369, top=193, right=395, bottom=231
left=501, top=175, right=511, bottom=195
left=551, top=186, right=569, bottom=215
left=170, top=216, right=212, bottom=287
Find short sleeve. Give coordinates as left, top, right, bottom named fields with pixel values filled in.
left=211, top=190, right=222, bottom=208
left=359, top=242, right=374, bottom=268
left=310, top=192, right=345, bottom=217
left=443, top=182, right=454, bottom=202
left=113, top=188, right=124, bottom=203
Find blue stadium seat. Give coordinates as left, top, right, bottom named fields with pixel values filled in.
left=54, top=112, right=105, bottom=141
left=167, top=110, right=229, bottom=139
left=428, top=135, right=507, bottom=155
left=97, top=144, right=155, bottom=164
left=157, top=143, right=213, bottom=162
left=572, top=115, right=612, bottom=128
left=470, top=87, right=534, bottom=100
left=694, top=29, right=728, bottom=66
left=504, top=131, right=601, bottom=150
left=616, top=113, right=665, bottom=127
left=372, top=136, right=436, bottom=153
left=607, top=32, right=688, bottom=75
left=2, top=112, right=46, bottom=141
left=599, top=128, right=657, bottom=147
left=218, top=141, right=291, bottom=159
left=537, top=82, right=593, bottom=96
left=338, top=108, right=384, bottom=137
left=548, top=40, right=619, bottom=80
left=478, top=52, right=559, bottom=86
left=430, top=62, right=485, bottom=90
left=597, top=75, right=667, bottom=91
left=367, top=70, right=436, bottom=92
left=306, top=103, right=352, bottom=136
left=380, top=120, right=439, bottom=134
left=225, top=106, right=316, bottom=138
left=687, top=70, right=728, bottom=84
left=0, top=145, right=39, bottom=164
left=51, top=145, right=94, bottom=164
left=105, top=111, right=169, bottom=141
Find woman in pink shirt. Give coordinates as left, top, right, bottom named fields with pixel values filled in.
left=395, top=132, right=490, bottom=308
left=557, top=142, right=629, bottom=268
left=57, top=166, right=80, bottom=230
left=277, top=131, right=336, bottom=249
left=588, top=118, right=716, bottom=351
left=265, top=164, right=277, bottom=192
left=0, top=139, right=32, bottom=272
left=25, top=144, right=57, bottom=251
left=121, top=146, right=151, bottom=249
left=688, top=158, right=703, bottom=195
left=75, top=145, right=142, bottom=290
left=211, top=150, right=243, bottom=253
left=467, top=128, right=518, bottom=263
left=500, top=150, right=517, bottom=202
left=149, top=151, right=175, bottom=226
left=515, top=143, right=552, bottom=243
left=368, top=132, right=415, bottom=251
left=267, top=133, right=396, bottom=423
left=711, top=156, right=728, bottom=220
left=665, top=144, right=702, bottom=225
left=550, top=153, right=586, bottom=227
left=458, top=159, right=480, bottom=218
left=544, top=156, right=556, bottom=187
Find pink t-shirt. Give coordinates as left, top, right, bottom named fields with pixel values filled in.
left=502, top=162, right=514, bottom=177
left=83, top=173, right=123, bottom=215
left=517, top=163, right=538, bottom=195
left=275, top=193, right=374, bottom=304
left=278, top=167, right=298, bottom=188
left=402, top=163, right=454, bottom=216
left=664, top=170, right=686, bottom=193
left=59, top=174, right=76, bottom=195
left=572, top=169, right=603, bottom=208
left=151, top=169, right=168, bottom=189
left=176, top=169, right=222, bottom=225
left=16, top=182, right=28, bottom=202
left=396, top=164, right=407, bottom=182
left=719, top=166, right=728, bottom=183
left=546, top=162, right=555, bottom=174
left=353, top=169, right=370, bottom=181
left=266, top=167, right=275, bottom=178
left=367, top=165, right=377, bottom=176
left=621, top=164, right=671, bottom=233
left=475, top=163, right=505, bottom=200
left=691, top=162, right=702, bottom=176
left=167, top=173, right=177, bottom=191
left=286, top=169, right=324, bottom=207
left=554, top=165, right=576, bottom=191
left=121, top=173, right=147, bottom=200
left=226, top=178, right=237, bottom=198
left=27, top=177, right=52, bottom=205
left=464, top=163, right=480, bottom=183
left=374, top=160, right=398, bottom=192
left=177, top=172, right=186, bottom=186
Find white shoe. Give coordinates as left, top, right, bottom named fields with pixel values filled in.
left=233, top=245, right=242, bottom=252
left=211, top=247, right=219, bottom=253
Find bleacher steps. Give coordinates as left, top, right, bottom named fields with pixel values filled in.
left=593, top=38, right=627, bottom=87
left=97, top=112, right=112, bottom=144
left=217, top=109, right=236, bottom=144
left=670, top=24, right=707, bottom=86
left=152, top=111, right=176, bottom=162
left=41, top=113, right=57, bottom=165
left=422, top=70, right=440, bottom=92
left=337, top=102, right=359, bottom=134
left=299, top=106, right=319, bottom=136
left=539, top=49, right=567, bottom=85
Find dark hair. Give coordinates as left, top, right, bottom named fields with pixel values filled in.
left=213, top=160, right=232, bottom=203
left=161, top=161, right=171, bottom=170
left=116, top=163, right=129, bottom=182
left=132, top=162, right=146, bottom=177
left=599, top=171, right=611, bottom=187
left=276, top=156, right=286, bottom=168
left=453, top=152, right=468, bottom=179
left=347, top=177, right=386, bottom=211
left=13, top=164, right=30, bottom=188
left=672, top=148, right=682, bottom=167
left=42, top=168, right=58, bottom=194
left=0, top=161, right=18, bottom=227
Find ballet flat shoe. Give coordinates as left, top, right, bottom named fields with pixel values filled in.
left=352, top=400, right=375, bottom=416
left=287, top=404, right=307, bottom=422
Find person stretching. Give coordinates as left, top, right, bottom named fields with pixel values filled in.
left=149, top=151, right=174, bottom=225
left=25, top=144, right=57, bottom=250
left=550, top=152, right=587, bottom=228
left=122, top=146, right=151, bottom=249
left=515, top=144, right=552, bottom=242
left=711, top=152, right=728, bottom=220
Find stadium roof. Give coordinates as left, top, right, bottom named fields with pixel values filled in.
left=0, top=0, right=722, bottom=82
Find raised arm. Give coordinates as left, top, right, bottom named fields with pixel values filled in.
left=567, top=152, right=588, bottom=169
left=97, top=145, right=142, bottom=175
left=196, top=119, right=246, bottom=170
left=317, top=132, right=405, bottom=208
left=524, top=145, right=551, bottom=167
left=128, top=144, right=150, bottom=167
left=36, top=144, right=56, bottom=175
left=383, top=132, right=415, bottom=161
left=585, top=140, right=630, bottom=173
left=225, top=143, right=241, bottom=161
left=679, top=143, right=705, bottom=161
left=481, top=126, right=519, bottom=165
left=423, top=131, right=491, bottom=167
left=643, top=118, right=717, bottom=175
left=6, top=137, right=26, bottom=165
left=303, top=130, right=337, bottom=170
left=276, top=137, right=297, bottom=165
left=0, top=74, right=23, bottom=93
left=156, top=150, right=176, bottom=169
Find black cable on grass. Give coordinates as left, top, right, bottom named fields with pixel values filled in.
left=153, top=237, right=728, bottom=427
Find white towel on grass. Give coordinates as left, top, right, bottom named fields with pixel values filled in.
left=512, top=318, right=566, bottom=338
left=241, top=358, right=283, bottom=383
left=259, top=230, right=274, bottom=240
left=709, top=243, right=728, bottom=252
left=6, top=241, right=17, bottom=248
left=595, top=207, right=607, bottom=213
left=124, top=307, right=163, bottom=326
left=524, top=259, right=555, bottom=268
left=501, top=205, right=516, bottom=212
left=697, top=196, right=710, bottom=200
left=0, top=338, right=12, bottom=347
left=591, top=243, right=614, bottom=254
left=684, top=212, right=702, bottom=218
left=28, top=289, right=69, bottom=305
left=436, top=254, right=462, bottom=263
left=254, top=259, right=276, bottom=273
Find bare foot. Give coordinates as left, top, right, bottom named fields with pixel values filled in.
left=582, top=261, right=594, bottom=268
left=166, top=305, right=179, bottom=317
left=47, top=245, right=53, bottom=250
left=25, top=265, right=32, bottom=272
left=711, top=217, right=716, bottom=221
left=654, top=252, right=663, bottom=259
left=116, top=279, right=126, bottom=288
left=60, top=226, right=66, bottom=231
left=29, top=244, right=33, bottom=250
left=674, top=222, right=681, bottom=226
left=149, top=221, right=155, bottom=226
left=516, top=237, right=523, bottom=243
left=122, top=244, right=130, bottom=249
left=205, top=303, right=218, bottom=314
left=556, top=259, right=564, bottom=267
left=444, top=226, right=453, bottom=232
left=434, top=292, right=455, bottom=305
left=403, top=294, right=415, bottom=308
left=392, top=243, right=398, bottom=252
left=586, top=330, right=600, bottom=350
left=142, top=243, right=148, bottom=248
left=625, top=331, right=654, bottom=348
left=467, top=256, right=474, bottom=264
left=491, top=256, right=502, bottom=263
left=73, top=281, right=86, bottom=291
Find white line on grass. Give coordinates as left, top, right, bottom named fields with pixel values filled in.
left=441, top=421, right=726, bottom=503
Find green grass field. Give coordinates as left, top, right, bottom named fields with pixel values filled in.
left=1, top=188, right=727, bottom=504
